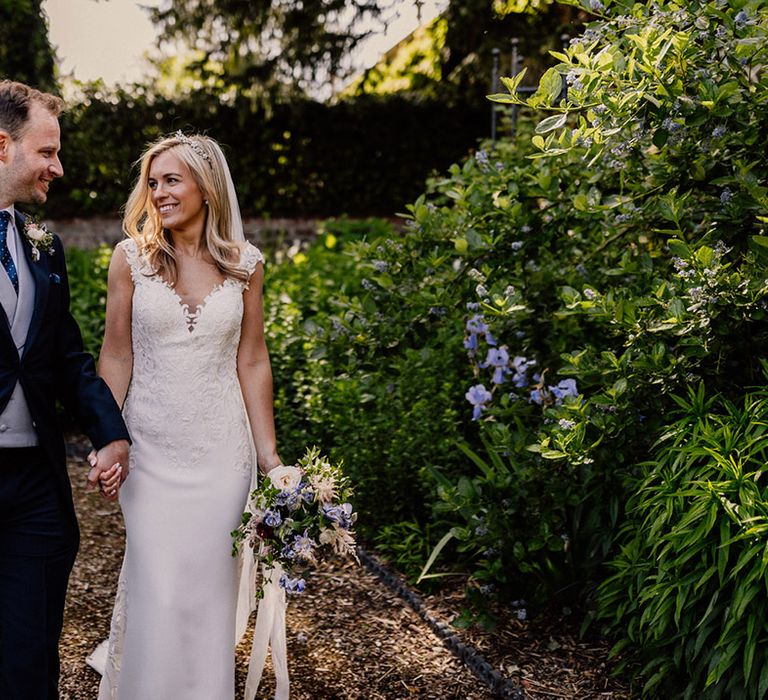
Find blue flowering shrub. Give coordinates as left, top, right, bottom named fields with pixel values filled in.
left=261, top=219, right=470, bottom=536
left=477, top=0, right=768, bottom=694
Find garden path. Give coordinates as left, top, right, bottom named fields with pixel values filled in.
left=59, top=444, right=631, bottom=699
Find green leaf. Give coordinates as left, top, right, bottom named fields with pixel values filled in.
left=416, top=530, right=456, bottom=584
left=528, top=67, right=564, bottom=108
left=535, top=112, right=568, bottom=134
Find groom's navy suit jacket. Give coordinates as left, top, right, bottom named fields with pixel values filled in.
left=0, top=211, right=129, bottom=527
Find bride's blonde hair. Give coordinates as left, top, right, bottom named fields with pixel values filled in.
left=123, top=132, right=249, bottom=284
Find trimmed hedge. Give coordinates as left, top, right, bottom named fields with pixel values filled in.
left=46, top=88, right=487, bottom=219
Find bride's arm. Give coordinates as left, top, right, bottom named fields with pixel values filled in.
left=237, top=262, right=282, bottom=474
left=98, top=246, right=134, bottom=408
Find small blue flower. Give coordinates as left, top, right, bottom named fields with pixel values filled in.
left=372, top=260, right=388, bottom=273
left=264, top=509, right=282, bottom=528
left=511, top=241, right=524, bottom=251
left=466, top=314, right=489, bottom=334
left=558, top=418, right=576, bottom=430
left=720, top=187, right=733, bottom=205
left=711, top=125, right=727, bottom=138
left=516, top=608, right=528, bottom=621
left=480, top=346, right=511, bottom=385
left=292, top=531, right=317, bottom=559
left=466, top=384, right=492, bottom=420
left=735, top=10, right=749, bottom=29
left=279, top=573, right=306, bottom=594
left=323, top=503, right=354, bottom=529
left=551, top=378, right=579, bottom=401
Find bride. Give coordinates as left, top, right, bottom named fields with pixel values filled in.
left=91, top=131, right=281, bottom=699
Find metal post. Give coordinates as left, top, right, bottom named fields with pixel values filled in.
left=491, top=48, right=500, bottom=148
left=510, top=38, right=520, bottom=136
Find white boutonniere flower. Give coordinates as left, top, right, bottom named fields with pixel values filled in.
left=23, top=219, right=55, bottom=262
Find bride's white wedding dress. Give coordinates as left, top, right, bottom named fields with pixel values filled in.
left=94, top=238, right=263, bottom=700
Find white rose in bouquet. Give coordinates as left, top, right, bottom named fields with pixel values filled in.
left=267, top=464, right=302, bottom=491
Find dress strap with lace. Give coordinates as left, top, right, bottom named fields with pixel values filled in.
left=117, top=238, right=264, bottom=285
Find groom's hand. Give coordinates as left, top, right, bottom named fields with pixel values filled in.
left=86, top=439, right=130, bottom=490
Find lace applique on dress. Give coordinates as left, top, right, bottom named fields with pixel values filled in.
left=100, top=562, right=128, bottom=699
left=120, top=239, right=259, bottom=476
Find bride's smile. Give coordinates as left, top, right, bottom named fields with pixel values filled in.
left=147, top=150, right=206, bottom=234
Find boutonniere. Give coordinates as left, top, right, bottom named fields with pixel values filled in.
left=23, top=219, right=55, bottom=262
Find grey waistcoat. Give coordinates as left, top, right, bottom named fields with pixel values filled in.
left=0, top=238, right=38, bottom=447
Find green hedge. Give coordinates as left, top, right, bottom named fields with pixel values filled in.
left=45, top=88, right=486, bottom=220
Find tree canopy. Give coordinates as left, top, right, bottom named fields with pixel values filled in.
left=0, top=0, right=57, bottom=93
left=148, top=0, right=388, bottom=98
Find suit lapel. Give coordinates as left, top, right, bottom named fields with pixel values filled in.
left=15, top=211, right=49, bottom=356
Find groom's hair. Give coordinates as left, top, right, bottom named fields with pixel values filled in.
left=0, top=80, right=64, bottom=139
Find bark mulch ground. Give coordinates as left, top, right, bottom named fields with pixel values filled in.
left=59, top=449, right=634, bottom=699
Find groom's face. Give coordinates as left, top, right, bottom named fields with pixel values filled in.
left=0, top=101, right=63, bottom=207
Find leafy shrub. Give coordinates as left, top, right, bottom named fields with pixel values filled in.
left=65, top=244, right=112, bottom=358
left=598, top=381, right=768, bottom=698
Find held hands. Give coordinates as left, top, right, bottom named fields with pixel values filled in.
left=86, top=439, right=130, bottom=501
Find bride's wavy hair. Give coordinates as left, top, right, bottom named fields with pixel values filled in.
left=123, top=133, right=249, bottom=284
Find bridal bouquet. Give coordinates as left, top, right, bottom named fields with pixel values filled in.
left=233, top=447, right=358, bottom=594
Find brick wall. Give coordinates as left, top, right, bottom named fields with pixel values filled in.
left=48, top=217, right=322, bottom=249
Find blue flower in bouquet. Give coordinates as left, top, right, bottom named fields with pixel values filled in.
left=275, top=487, right=302, bottom=511
left=281, top=543, right=299, bottom=561
left=264, top=508, right=282, bottom=527
left=292, top=531, right=318, bottom=564
left=279, top=573, right=306, bottom=594
left=323, top=502, right=355, bottom=529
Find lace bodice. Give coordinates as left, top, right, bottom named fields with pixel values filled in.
left=119, top=238, right=263, bottom=472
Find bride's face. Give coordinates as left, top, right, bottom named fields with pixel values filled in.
left=148, top=150, right=206, bottom=234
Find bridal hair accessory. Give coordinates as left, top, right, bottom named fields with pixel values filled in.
left=232, top=446, right=358, bottom=700
left=173, top=130, right=212, bottom=162
left=23, top=218, right=55, bottom=261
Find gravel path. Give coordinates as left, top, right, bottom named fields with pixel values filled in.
left=58, top=456, right=494, bottom=700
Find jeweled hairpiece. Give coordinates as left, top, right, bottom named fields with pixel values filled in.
left=174, top=130, right=211, bottom=162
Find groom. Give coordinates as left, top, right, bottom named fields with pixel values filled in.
left=0, top=80, right=130, bottom=699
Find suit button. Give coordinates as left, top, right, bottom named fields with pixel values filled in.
left=0, top=424, right=7, bottom=432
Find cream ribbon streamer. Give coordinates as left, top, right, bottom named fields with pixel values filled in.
left=244, top=564, right=290, bottom=700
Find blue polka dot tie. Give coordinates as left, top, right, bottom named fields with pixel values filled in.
left=0, top=211, right=19, bottom=294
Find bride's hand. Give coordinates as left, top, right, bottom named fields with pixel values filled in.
left=97, top=462, right=122, bottom=501
left=258, top=455, right=282, bottom=474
